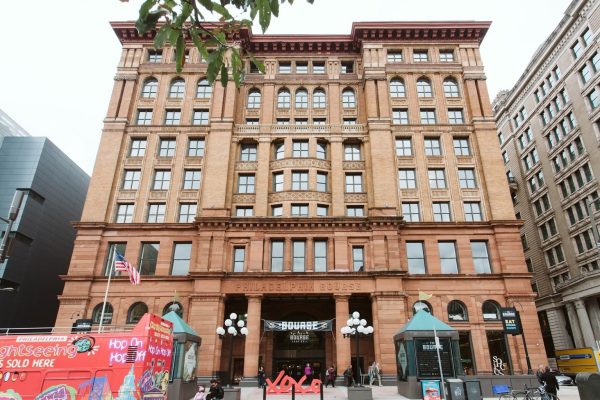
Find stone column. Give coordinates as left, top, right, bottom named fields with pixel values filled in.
left=565, top=302, right=585, bottom=348
left=335, top=294, right=351, bottom=382
left=189, top=294, right=225, bottom=379
left=546, top=307, right=574, bottom=350
left=575, top=299, right=596, bottom=348
left=587, top=298, right=600, bottom=341
left=242, top=295, right=263, bottom=384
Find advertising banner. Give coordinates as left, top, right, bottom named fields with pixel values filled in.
left=500, top=307, right=522, bottom=335
left=556, top=348, right=600, bottom=374
left=421, top=380, right=441, bottom=400
left=263, top=320, right=332, bottom=331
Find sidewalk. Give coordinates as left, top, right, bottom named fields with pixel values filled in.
left=239, top=385, right=581, bottom=399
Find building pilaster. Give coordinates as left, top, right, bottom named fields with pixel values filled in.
left=335, top=295, right=351, bottom=377
left=189, top=294, right=225, bottom=378
left=242, top=295, right=262, bottom=384
left=575, top=299, right=596, bottom=347
left=587, top=298, right=600, bottom=341
left=565, top=302, right=585, bottom=348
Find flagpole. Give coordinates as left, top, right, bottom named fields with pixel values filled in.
left=98, top=247, right=116, bottom=333
left=434, top=326, right=445, bottom=400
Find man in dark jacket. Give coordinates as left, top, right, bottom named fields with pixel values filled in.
left=206, top=379, right=224, bottom=400
left=540, top=366, right=559, bottom=398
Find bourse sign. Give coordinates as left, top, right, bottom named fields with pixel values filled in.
left=500, top=307, right=522, bottom=335
left=263, top=320, right=332, bottom=331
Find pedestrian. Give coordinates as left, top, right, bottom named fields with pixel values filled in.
left=206, top=379, right=224, bottom=400
left=536, top=364, right=545, bottom=384
left=192, top=385, right=206, bottom=400
left=343, top=365, right=355, bottom=387
left=325, top=365, right=336, bottom=388
left=540, top=366, right=559, bottom=398
left=304, top=363, right=313, bottom=384
left=369, top=361, right=382, bottom=386
left=257, top=365, right=266, bottom=388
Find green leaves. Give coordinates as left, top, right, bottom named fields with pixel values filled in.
left=128, top=0, right=315, bottom=87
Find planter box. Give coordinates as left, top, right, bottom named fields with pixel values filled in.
left=348, top=386, right=373, bottom=400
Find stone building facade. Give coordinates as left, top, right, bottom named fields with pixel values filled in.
left=56, top=20, right=545, bottom=381
left=494, top=0, right=600, bottom=357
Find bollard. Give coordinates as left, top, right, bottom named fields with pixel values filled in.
left=292, top=384, right=296, bottom=400
left=262, top=384, right=266, bottom=400
left=320, top=382, right=324, bottom=400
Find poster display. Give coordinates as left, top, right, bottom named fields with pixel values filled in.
left=421, top=380, right=441, bottom=400
left=415, top=338, right=455, bottom=378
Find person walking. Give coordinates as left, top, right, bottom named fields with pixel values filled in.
left=257, top=365, right=266, bottom=389
left=540, top=366, right=559, bottom=399
left=304, top=363, right=313, bottom=384
left=343, top=365, right=355, bottom=387
left=369, top=361, right=382, bottom=386
left=325, top=365, right=336, bottom=388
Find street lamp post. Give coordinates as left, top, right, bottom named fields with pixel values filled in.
left=216, top=313, right=248, bottom=388
left=341, top=311, right=373, bottom=387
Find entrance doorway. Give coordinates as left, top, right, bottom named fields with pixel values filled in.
left=273, top=358, right=325, bottom=382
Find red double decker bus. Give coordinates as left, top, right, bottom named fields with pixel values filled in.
left=0, top=314, right=173, bottom=400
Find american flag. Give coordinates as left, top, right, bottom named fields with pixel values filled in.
left=115, top=252, right=141, bottom=285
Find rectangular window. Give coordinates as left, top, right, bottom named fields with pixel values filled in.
left=246, top=118, right=259, bottom=125
left=387, top=50, right=403, bottom=62
left=580, top=65, right=592, bottom=84
left=341, top=61, right=354, bottom=73
left=471, top=241, right=491, bottom=274
left=392, top=109, right=409, bottom=125
left=183, top=170, right=201, bottom=190
left=273, top=172, right=284, bottom=192
left=235, top=206, right=253, bottom=217
left=240, top=143, right=257, bottom=161
left=464, top=202, right=482, bottom=222
left=159, top=138, right=176, bottom=157
left=399, top=169, right=417, bottom=189
left=406, top=242, right=426, bottom=274
left=345, top=174, right=363, bottom=192
left=439, top=50, right=454, bottom=62
left=347, top=206, right=364, bottom=217
left=278, top=61, right=291, bottom=73
left=502, top=151, right=509, bottom=164
left=137, top=109, right=153, bottom=125
left=139, top=243, right=159, bottom=275
left=147, top=203, right=166, bottom=223
left=498, top=132, right=505, bottom=145
left=343, top=118, right=357, bottom=125
left=593, top=52, right=600, bottom=72
left=292, top=140, right=309, bottom=157
left=164, top=109, right=181, bottom=125
left=296, top=62, right=308, bottom=73
left=448, top=109, right=464, bottom=124
left=402, top=202, right=420, bottom=222
left=178, top=203, right=197, bottom=223
left=291, top=204, right=308, bottom=216
left=317, top=142, right=327, bottom=160
left=295, top=119, right=308, bottom=125
left=129, top=139, right=147, bottom=157
left=344, top=144, right=361, bottom=160
left=171, top=243, right=192, bottom=275
left=148, top=49, right=162, bottom=63
left=433, top=202, right=451, bottom=222
left=271, top=204, right=283, bottom=217
left=352, top=246, right=365, bottom=271
left=572, top=41, right=582, bottom=58
left=188, top=138, right=205, bottom=157
left=424, top=138, right=442, bottom=156
left=317, top=172, right=328, bottom=192
left=104, top=243, right=127, bottom=276
left=582, top=28, right=592, bottom=46
left=316, top=204, right=329, bottom=216
left=122, top=170, right=141, bottom=190
left=313, top=118, right=326, bottom=125
left=292, top=171, right=309, bottom=190
left=420, top=109, right=436, bottom=124
left=439, top=241, right=458, bottom=274
left=271, top=241, right=284, bottom=272
left=238, top=174, right=255, bottom=193
left=428, top=169, right=447, bottom=189
left=453, top=138, right=470, bottom=156
left=233, top=247, right=245, bottom=272
left=314, top=240, right=328, bottom=272
left=588, top=89, right=600, bottom=109
left=153, top=170, right=171, bottom=190
left=292, top=241, right=306, bottom=272
left=312, top=62, right=325, bottom=74
left=192, top=109, right=209, bottom=125
left=395, top=138, right=412, bottom=156
left=413, top=50, right=429, bottom=62
left=458, top=168, right=476, bottom=189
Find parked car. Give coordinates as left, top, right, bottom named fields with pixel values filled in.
left=555, top=373, right=574, bottom=386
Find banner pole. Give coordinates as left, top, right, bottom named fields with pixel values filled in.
left=98, top=247, right=116, bottom=333
left=434, top=326, right=445, bottom=400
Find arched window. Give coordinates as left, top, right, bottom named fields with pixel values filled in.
left=127, top=302, right=148, bottom=324
left=313, top=89, right=326, bottom=108
left=443, top=78, right=460, bottom=98
left=482, top=300, right=501, bottom=321
left=247, top=89, right=261, bottom=109
left=448, top=300, right=468, bottom=321
left=196, top=78, right=212, bottom=99
left=342, top=89, right=356, bottom=108
left=277, top=89, right=291, bottom=108
left=390, top=78, right=406, bottom=98
left=163, top=302, right=183, bottom=317
left=92, top=303, right=113, bottom=325
left=295, top=89, right=308, bottom=109
left=416, top=78, right=433, bottom=98
left=413, top=300, right=433, bottom=315
left=169, top=78, right=186, bottom=98
left=141, top=78, right=158, bottom=98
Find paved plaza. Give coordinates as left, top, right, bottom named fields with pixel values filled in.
left=237, top=384, right=581, bottom=399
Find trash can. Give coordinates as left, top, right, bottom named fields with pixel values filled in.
left=446, top=379, right=465, bottom=400
left=464, top=380, right=482, bottom=400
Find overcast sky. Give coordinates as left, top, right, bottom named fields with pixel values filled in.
left=0, top=0, right=571, bottom=174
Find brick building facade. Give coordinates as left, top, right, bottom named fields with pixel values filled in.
left=56, top=20, right=545, bottom=382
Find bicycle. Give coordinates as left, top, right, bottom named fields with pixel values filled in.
left=495, top=384, right=558, bottom=400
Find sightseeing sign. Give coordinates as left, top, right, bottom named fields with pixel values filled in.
left=500, top=307, right=522, bottom=336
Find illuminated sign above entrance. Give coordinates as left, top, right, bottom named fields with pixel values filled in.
left=264, top=320, right=333, bottom=331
